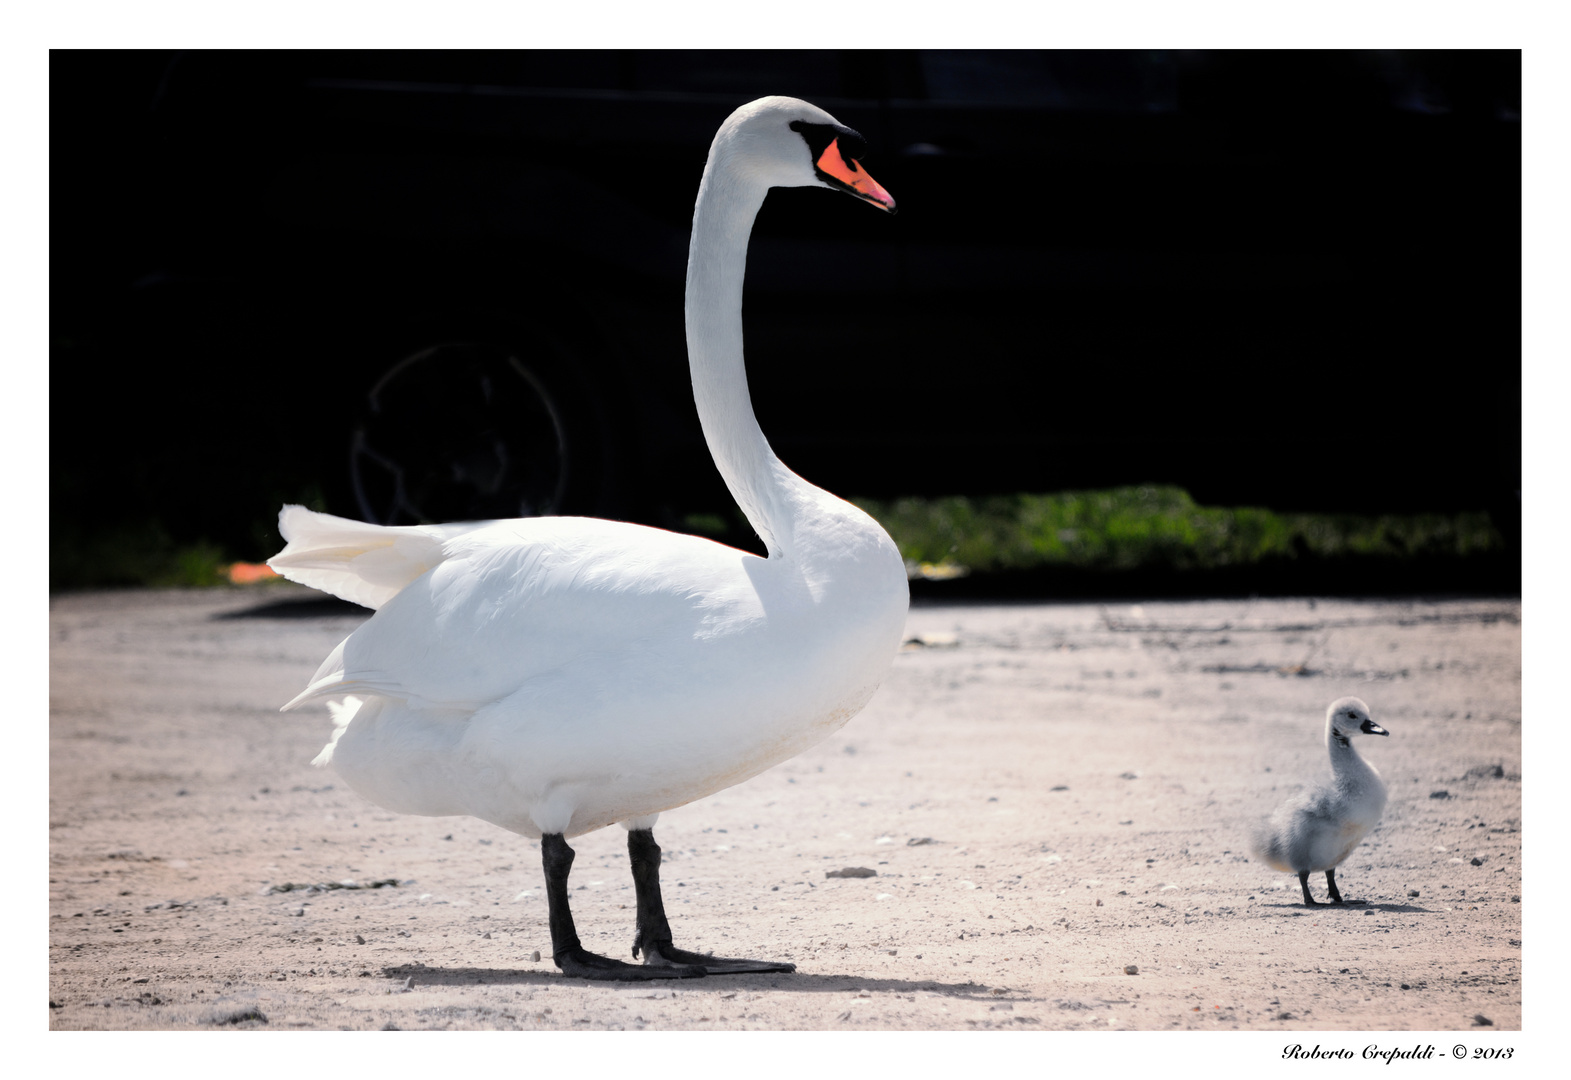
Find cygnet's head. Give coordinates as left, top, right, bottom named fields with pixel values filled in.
left=711, top=96, right=896, bottom=212
left=1325, top=696, right=1388, bottom=747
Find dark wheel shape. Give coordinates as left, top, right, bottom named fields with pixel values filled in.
left=351, top=342, right=570, bottom=526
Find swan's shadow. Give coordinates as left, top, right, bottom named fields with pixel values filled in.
left=382, top=964, right=1022, bottom=999
left=213, top=595, right=371, bottom=620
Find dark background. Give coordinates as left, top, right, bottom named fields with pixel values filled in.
left=51, top=50, right=1520, bottom=583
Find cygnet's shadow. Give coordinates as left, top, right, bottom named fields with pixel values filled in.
left=1257, top=901, right=1433, bottom=914
left=382, top=964, right=1024, bottom=1000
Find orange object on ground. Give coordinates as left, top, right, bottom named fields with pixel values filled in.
left=228, top=562, right=279, bottom=584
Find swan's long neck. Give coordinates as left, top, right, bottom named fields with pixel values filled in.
left=685, top=154, right=807, bottom=559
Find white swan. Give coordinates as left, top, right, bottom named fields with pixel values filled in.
left=1252, top=696, right=1390, bottom=906
left=267, top=96, right=908, bottom=979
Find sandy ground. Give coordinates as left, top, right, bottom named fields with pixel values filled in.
left=48, top=585, right=1523, bottom=1035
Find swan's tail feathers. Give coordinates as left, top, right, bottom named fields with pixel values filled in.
left=268, top=505, right=475, bottom=610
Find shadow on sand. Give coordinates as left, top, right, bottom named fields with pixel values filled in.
left=1254, top=901, right=1434, bottom=914
left=213, top=594, right=370, bottom=620
left=382, top=962, right=1032, bottom=1000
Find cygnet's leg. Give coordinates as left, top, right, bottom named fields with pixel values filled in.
left=1297, top=871, right=1323, bottom=906
left=628, top=828, right=796, bottom=975
left=541, top=833, right=703, bottom=980
left=1324, top=868, right=1366, bottom=905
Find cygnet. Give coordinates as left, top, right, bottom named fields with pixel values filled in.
left=1253, top=696, right=1389, bottom=906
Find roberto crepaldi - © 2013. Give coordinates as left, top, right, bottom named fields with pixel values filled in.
left=1282, top=1045, right=1511, bottom=1063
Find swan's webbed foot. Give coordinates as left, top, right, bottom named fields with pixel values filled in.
left=556, top=944, right=705, bottom=981
left=539, top=833, right=706, bottom=980
left=639, top=940, right=795, bottom=975
left=628, top=827, right=796, bottom=977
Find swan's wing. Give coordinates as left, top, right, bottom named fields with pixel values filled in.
left=268, top=505, right=492, bottom=610
left=281, top=516, right=759, bottom=711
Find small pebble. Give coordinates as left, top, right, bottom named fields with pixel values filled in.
left=356, top=934, right=366, bottom=944
left=531, top=951, right=541, bottom=962
left=826, top=867, right=877, bottom=879
left=1472, top=1013, right=1494, bottom=1026
left=1408, top=889, right=1420, bottom=898
left=1123, top=965, right=1138, bottom=975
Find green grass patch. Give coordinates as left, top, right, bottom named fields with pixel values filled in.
left=852, top=486, right=1504, bottom=577
left=49, top=485, right=1507, bottom=593
left=51, top=520, right=234, bottom=590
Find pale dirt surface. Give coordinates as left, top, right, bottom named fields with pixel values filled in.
left=48, top=585, right=1523, bottom=1036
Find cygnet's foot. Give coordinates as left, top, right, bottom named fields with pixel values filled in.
left=557, top=945, right=706, bottom=980
left=642, top=942, right=796, bottom=976
left=1323, top=869, right=1367, bottom=906
left=1297, top=872, right=1322, bottom=906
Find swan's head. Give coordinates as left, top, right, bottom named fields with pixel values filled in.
left=1325, top=696, right=1388, bottom=747
left=714, top=96, right=896, bottom=213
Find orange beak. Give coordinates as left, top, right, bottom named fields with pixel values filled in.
left=816, top=138, right=896, bottom=213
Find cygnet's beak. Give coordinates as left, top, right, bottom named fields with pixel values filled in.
left=1361, top=718, right=1389, bottom=736
left=815, top=138, right=897, bottom=214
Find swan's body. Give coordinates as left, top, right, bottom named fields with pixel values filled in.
left=275, top=507, right=904, bottom=838
left=269, top=96, right=906, bottom=978
left=1253, top=696, right=1389, bottom=906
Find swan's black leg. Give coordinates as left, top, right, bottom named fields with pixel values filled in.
left=1325, top=868, right=1366, bottom=905
left=1298, top=871, right=1323, bottom=906
left=541, top=833, right=703, bottom=980
left=628, top=827, right=795, bottom=975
